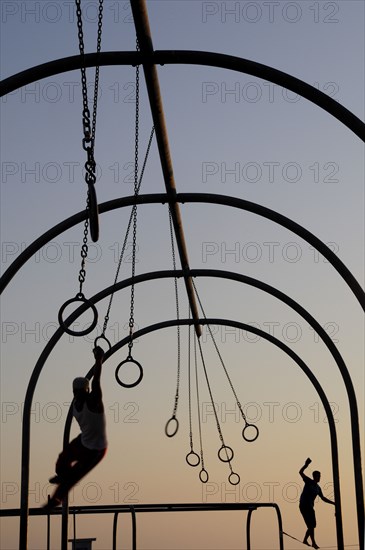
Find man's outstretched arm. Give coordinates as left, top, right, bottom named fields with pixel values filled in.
left=319, top=488, right=335, bottom=505
left=91, top=346, right=105, bottom=406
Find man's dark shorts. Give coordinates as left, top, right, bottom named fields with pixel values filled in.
left=300, top=503, right=316, bottom=529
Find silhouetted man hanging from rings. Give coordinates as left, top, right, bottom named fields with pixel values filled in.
left=43, top=346, right=107, bottom=509
left=299, top=458, right=335, bottom=549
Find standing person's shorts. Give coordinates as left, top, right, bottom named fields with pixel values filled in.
left=300, top=503, right=316, bottom=528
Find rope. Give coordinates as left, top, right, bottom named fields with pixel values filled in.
left=281, top=532, right=358, bottom=549
left=282, top=531, right=307, bottom=544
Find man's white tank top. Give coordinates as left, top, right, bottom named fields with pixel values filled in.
left=73, top=401, right=107, bottom=450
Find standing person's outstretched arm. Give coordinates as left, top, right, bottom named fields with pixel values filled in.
left=299, top=458, right=312, bottom=481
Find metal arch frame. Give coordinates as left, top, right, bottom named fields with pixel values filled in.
left=1, top=2, right=363, bottom=546
left=18, top=265, right=360, bottom=549
left=2, top=196, right=363, bottom=548
left=1, top=194, right=364, bottom=309
left=59, top=314, right=340, bottom=550
left=2, top=41, right=364, bottom=328
left=0, top=51, right=364, bottom=142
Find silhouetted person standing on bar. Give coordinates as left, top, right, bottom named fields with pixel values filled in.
left=299, top=458, right=335, bottom=548
left=43, top=346, right=107, bottom=509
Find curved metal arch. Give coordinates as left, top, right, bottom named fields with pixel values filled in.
left=2, top=24, right=361, bottom=550
left=0, top=50, right=364, bottom=141
left=20, top=268, right=364, bottom=549
left=1, top=193, right=364, bottom=312
left=61, top=316, right=343, bottom=550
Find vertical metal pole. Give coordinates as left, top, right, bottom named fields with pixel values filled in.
left=61, top=498, right=69, bottom=550
left=130, top=506, right=137, bottom=550
left=112, top=512, right=119, bottom=550
left=61, top=402, right=74, bottom=550
left=246, top=509, right=253, bottom=550
left=19, top=358, right=47, bottom=549
left=46, top=497, right=51, bottom=550
left=273, top=504, right=284, bottom=550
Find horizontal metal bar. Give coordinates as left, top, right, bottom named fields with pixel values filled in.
left=1, top=501, right=266, bottom=516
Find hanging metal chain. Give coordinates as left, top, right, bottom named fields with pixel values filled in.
left=91, top=0, right=104, bottom=144
left=188, top=322, right=193, bottom=451
left=196, top=337, right=239, bottom=486
left=193, top=331, right=205, bottom=471
left=74, top=0, right=103, bottom=292
left=196, top=337, right=226, bottom=452
left=100, top=127, right=155, bottom=339
left=75, top=0, right=103, bottom=141
left=58, top=0, right=103, bottom=337
left=78, top=214, right=89, bottom=296
left=192, top=279, right=259, bottom=444
left=193, top=279, right=247, bottom=422
left=127, top=41, right=140, bottom=357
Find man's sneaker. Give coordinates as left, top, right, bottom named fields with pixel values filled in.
left=48, top=475, right=61, bottom=484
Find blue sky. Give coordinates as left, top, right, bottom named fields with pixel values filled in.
left=1, top=1, right=364, bottom=549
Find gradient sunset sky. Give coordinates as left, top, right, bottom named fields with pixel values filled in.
left=1, top=1, right=364, bottom=549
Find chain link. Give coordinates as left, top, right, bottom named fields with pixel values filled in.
left=100, top=127, right=155, bottom=337
left=74, top=0, right=103, bottom=295
left=128, top=40, right=140, bottom=355
left=91, top=0, right=104, bottom=144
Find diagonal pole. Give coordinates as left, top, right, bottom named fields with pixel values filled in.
left=130, top=0, right=202, bottom=337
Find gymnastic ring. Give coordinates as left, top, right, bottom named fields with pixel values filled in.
left=228, top=472, right=240, bottom=486
left=88, top=183, right=99, bottom=243
left=218, top=445, right=234, bottom=463
left=115, top=356, right=143, bottom=388
left=199, top=469, right=209, bottom=483
left=186, top=451, right=200, bottom=467
left=242, top=423, right=259, bottom=442
left=58, top=294, right=98, bottom=336
left=94, top=335, right=112, bottom=353
left=165, top=416, right=179, bottom=437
